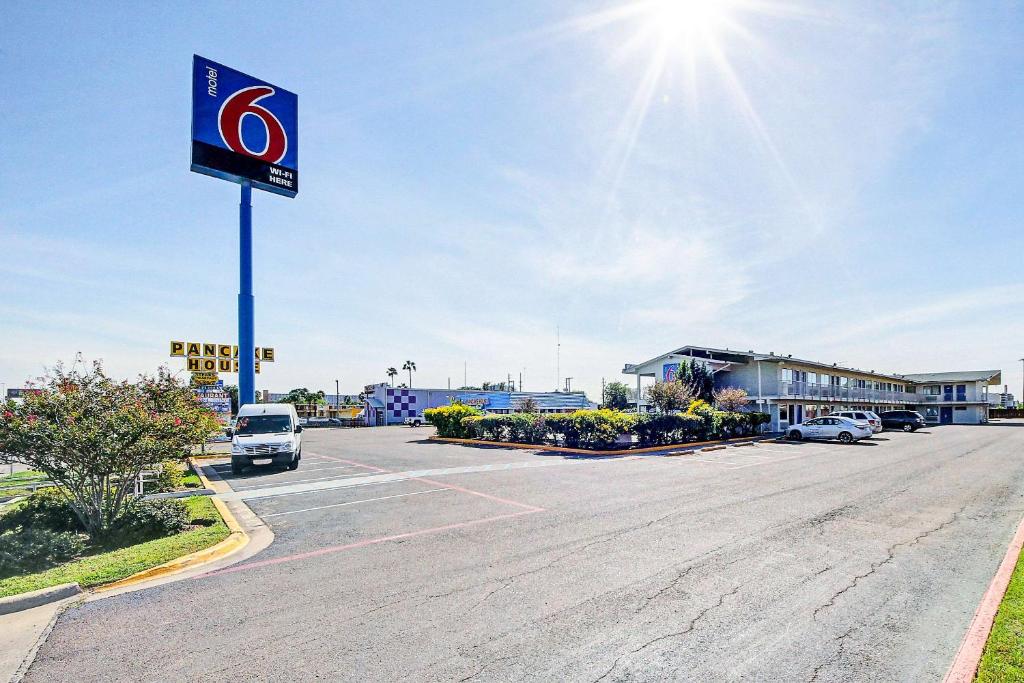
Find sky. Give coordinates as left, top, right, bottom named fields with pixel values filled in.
left=2, top=1, right=1023, bottom=402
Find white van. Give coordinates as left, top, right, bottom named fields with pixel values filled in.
left=230, top=403, right=303, bottom=475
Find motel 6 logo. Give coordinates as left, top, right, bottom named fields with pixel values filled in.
left=218, top=86, right=289, bottom=163
left=191, top=55, right=298, bottom=197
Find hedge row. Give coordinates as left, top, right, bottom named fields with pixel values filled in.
left=424, top=406, right=770, bottom=451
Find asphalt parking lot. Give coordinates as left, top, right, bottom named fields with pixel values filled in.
left=24, top=421, right=1024, bottom=682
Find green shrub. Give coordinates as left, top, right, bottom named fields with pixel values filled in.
left=519, top=414, right=549, bottom=444
left=633, top=413, right=703, bottom=446
left=0, top=527, right=88, bottom=578
left=686, top=400, right=718, bottom=440
left=425, top=404, right=483, bottom=438
left=544, top=413, right=578, bottom=447
left=547, top=410, right=631, bottom=450
left=111, top=499, right=189, bottom=548
left=460, top=415, right=485, bottom=438
left=477, top=415, right=508, bottom=441
left=0, top=489, right=83, bottom=534
left=154, top=459, right=186, bottom=493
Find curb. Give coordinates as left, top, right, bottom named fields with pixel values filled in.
left=428, top=434, right=767, bottom=456
left=943, top=513, right=1024, bottom=682
left=0, top=583, right=81, bottom=616
left=90, top=459, right=249, bottom=593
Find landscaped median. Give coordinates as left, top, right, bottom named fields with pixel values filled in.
left=424, top=404, right=771, bottom=453
left=0, top=494, right=230, bottom=599
left=975, top=534, right=1024, bottom=680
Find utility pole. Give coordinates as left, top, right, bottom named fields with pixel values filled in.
left=464, top=361, right=467, bottom=389
left=1019, top=358, right=1023, bottom=408
left=335, top=379, right=339, bottom=410
left=519, top=370, right=523, bottom=393
left=602, top=377, right=606, bottom=406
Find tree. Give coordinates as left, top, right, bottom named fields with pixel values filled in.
left=402, top=360, right=416, bottom=388
left=224, top=384, right=239, bottom=414
left=713, top=387, right=749, bottom=412
left=278, top=388, right=326, bottom=405
left=0, top=362, right=219, bottom=541
left=516, top=397, right=539, bottom=413
left=679, top=359, right=715, bottom=402
left=386, top=367, right=398, bottom=387
left=604, top=381, right=631, bottom=410
left=645, top=380, right=695, bottom=413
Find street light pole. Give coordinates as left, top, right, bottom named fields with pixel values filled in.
left=335, top=379, right=339, bottom=410
left=1019, top=358, right=1023, bottom=408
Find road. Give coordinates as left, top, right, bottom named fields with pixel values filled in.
left=23, top=421, right=1024, bottom=681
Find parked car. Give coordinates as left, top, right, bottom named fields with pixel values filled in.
left=404, top=415, right=427, bottom=427
left=787, top=416, right=873, bottom=443
left=307, top=417, right=330, bottom=428
left=880, top=410, right=926, bottom=432
left=230, top=403, right=303, bottom=475
left=834, top=410, right=883, bottom=433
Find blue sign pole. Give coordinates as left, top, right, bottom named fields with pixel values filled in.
left=238, top=180, right=255, bottom=406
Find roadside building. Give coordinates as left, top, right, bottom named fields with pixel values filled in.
left=360, top=383, right=597, bottom=426
left=986, top=388, right=1017, bottom=409
left=623, top=345, right=1001, bottom=431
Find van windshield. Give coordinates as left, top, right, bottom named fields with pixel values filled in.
left=236, top=415, right=292, bottom=435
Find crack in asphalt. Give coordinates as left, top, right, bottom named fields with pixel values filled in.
left=593, top=584, right=742, bottom=682
left=808, top=626, right=854, bottom=682
left=634, top=566, right=694, bottom=614
left=812, top=505, right=966, bottom=621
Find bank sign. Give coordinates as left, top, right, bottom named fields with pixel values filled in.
left=190, top=55, right=298, bottom=197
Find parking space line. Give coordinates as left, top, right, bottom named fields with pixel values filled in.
left=261, top=488, right=451, bottom=518
left=229, top=471, right=371, bottom=491
left=201, top=509, right=542, bottom=579
left=311, top=453, right=546, bottom=512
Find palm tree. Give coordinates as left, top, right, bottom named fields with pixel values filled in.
left=402, top=360, right=416, bottom=388
left=386, top=367, right=398, bottom=387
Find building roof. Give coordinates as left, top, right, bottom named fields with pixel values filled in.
left=898, top=370, right=1002, bottom=384
left=625, top=345, right=909, bottom=382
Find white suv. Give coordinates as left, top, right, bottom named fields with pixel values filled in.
left=834, top=410, right=883, bottom=433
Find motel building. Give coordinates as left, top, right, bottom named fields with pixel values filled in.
left=623, top=346, right=1001, bottom=432
left=361, top=383, right=597, bottom=426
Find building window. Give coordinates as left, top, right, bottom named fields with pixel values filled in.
left=956, top=385, right=966, bottom=401
left=779, top=405, right=789, bottom=422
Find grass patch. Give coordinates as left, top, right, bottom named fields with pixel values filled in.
left=0, top=496, right=229, bottom=598
left=977, top=546, right=1024, bottom=681
left=0, top=470, right=51, bottom=499
left=0, top=470, right=48, bottom=485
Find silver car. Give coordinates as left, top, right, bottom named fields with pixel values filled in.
left=834, top=410, right=883, bottom=434
left=787, top=416, right=873, bottom=444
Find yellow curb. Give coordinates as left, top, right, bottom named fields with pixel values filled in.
left=701, top=445, right=727, bottom=452
left=190, top=453, right=230, bottom=461
left=428, top=434, right=764, bottom=456
left=92, top=460, right=248, bottom=593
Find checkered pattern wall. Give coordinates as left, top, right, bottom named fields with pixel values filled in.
left=387, top=389, right=418, bottom=418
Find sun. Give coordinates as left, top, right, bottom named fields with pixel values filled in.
left=645, top=0, right=735, bottom=43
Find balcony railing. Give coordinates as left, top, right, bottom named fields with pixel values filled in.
left=780, top=382, right=915, bottom=404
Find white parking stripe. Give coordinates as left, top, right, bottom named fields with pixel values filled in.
left=230, top=471, right=370, bottom=491
left=220, top=459, right=568, bottom=501
left=261, top=488, right=450, bottom=518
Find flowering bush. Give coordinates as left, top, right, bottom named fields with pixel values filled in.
left=424, top=403, right=482, bottom=438
left=0, top=361, right=219, bottom=541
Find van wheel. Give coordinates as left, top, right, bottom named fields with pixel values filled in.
left=903, top=424, right=913, bottom=432
left=838, top=432, right=853, bottom=444
left=231, top=458, right=244, bottom=475
left=287, top=456, right=299, bottom=471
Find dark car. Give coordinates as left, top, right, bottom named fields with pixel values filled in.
left=880, top=410, right=926, bottom=432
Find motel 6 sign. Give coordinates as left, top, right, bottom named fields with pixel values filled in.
left=190, top=55, right=298, bottom=197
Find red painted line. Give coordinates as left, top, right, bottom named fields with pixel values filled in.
left=943, top=513, right=1024, bottom=683
left=309, top=453, right=545, bottom=512
left=201, top=509, right=541, bottom=578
